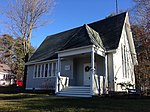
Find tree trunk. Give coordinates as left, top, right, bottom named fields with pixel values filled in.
left=22, top=22, right=33, bottom=90
left=23, top=53, right=29, bottom=90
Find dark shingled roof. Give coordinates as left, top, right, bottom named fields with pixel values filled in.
left=60, top=24, right=104, bottom=51
left=29, top=12, right=126, bottom=62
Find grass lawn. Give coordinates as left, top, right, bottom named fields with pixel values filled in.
left=0, top=93, right=150, bottom=112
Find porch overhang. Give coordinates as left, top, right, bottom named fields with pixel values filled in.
left=57, top=45, right=105, bottom=58
left=55, top=45, right=106, bottom=96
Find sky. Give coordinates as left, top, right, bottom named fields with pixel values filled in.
left=0, top=0, right=134, bottom=48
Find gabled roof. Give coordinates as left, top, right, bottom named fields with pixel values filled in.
left=29, top=12, right=127, bottom=62
left=88, top=13, right=126, bottom=50
left=60, top=24, right=104, bottom=51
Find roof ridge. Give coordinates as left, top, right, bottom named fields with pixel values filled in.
left=88, top=12, right=127, bottom=26
left=84, top=24, right=105, bottom=49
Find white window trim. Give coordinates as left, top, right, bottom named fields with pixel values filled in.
left=33, top=61, right=58, bottom=79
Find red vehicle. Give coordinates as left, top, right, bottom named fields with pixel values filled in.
left=16, top=80, right=23, bottom=86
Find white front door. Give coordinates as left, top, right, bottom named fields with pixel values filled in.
left=84, top=63, right=91, bottom=86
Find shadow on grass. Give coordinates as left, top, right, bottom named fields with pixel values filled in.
left=1, top=86, right=150, bottom=112
left=0, top=93, right=48, bottom=100
left=0, top=85, right=54, bottom=100
left=0, top=85, right=24, bottom=94
left=18, top=97, right=150, bottom=112
left=1, top=94, right=150, bottom=112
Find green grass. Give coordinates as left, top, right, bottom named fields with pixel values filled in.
left=0, top=93, right=150, bottom=112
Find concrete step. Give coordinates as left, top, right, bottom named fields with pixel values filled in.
left=56, top=86, right=91, bottom=97
left=58, top=91, right=90, bottom=95
left=64, top=88, right=90, bottom=91
left=67, top=86, right=90, bottom=89
left=57, top=93, right=91, bottom=97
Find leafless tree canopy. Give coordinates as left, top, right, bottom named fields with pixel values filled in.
left=131, top=0, right=150, bottom=91
left=132, top=0, right=150, bottom=32
left=5, top=0, right=54, bottom=54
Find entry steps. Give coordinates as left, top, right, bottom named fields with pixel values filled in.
left=56, top=86, right=91, bottom=97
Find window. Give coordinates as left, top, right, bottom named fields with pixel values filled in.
left=48, top=63, right=52, bottom=77
left=121, top=44, right=128, bottom=78
left=38, top=65, right=41, bottom=77
left=41, top=64, right=44, bottom=77
left=124, top=45, right=127, bottom=78
left=45, top=64, right=48, bottom=77
left=34, top=62, right=57, bottom=78
left=121, top=44, right=125, bottom=78
left=127, top=54, right=130, bottom=78
left=34, top=65, right=37, bottom=78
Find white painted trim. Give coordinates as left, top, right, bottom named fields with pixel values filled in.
left=112, top=53, right=115, bottom=91
left=104, top=55, right=108, bottom=94
left=106, top=49, right=116, bottom=53
left=56, top=45, right=93, bottom=54
left=124, top=20, right=138, bottom=65
left=25, top=59, right=58, bottom=65
left=95, top=48, right=105, bottom=57
left=55, top=57, right=61, bottom=93
left=90, top=47, right=95, bottom=95
left=58, top=45, right=94, bottom=57
left=119, top=12, right=137, bottom=65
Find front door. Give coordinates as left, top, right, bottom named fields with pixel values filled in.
left=84, top=63, right=91, bottom=86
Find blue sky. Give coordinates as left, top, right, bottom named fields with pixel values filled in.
left=0, top=0, right=134, bottom=48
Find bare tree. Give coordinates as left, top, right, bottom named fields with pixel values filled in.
left=130, top=0, right=150, bottom=92
left=3, top=0, right=55, bottom=88
left=5, top=0, right=54, bottom=57
left=132, top=0, right=150, bottom=32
